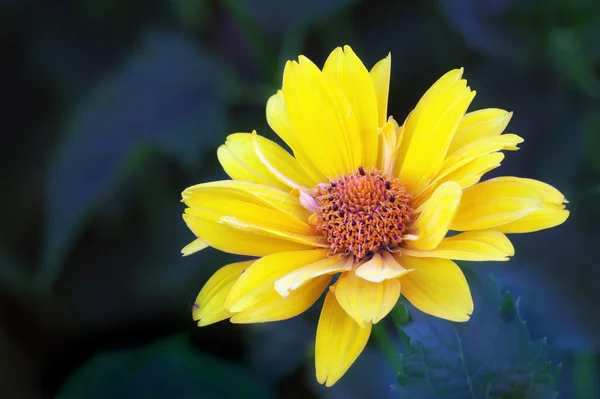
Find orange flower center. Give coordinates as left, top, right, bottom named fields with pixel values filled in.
left=311, top=167, right=413, bottom=260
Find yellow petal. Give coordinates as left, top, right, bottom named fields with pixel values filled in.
left=323, top=46, right=379, bottom=168
left=448, top=108, right=513, bottom=154
left=506, top=177, right=567, bottom=204
left=494, top=206, right=570, bottom=233
left=230, top=275, right=330, bottom=323
left=398, top=255, right=473, bottom=322
left=401, top=230, right=514, bottom=261
left=193, top=260, right=253, bottom=326
left=225, top=249, right=329, bottom=312
left=266, top=91, right=327, bottom=183
left=265, top=91, right=301, bottom=155
left=411, top=133, right=523, bottom=208
left=354, top=252, right=413, bottom=283
left=217, top=133, right=287, bottom=191
left=283, top=57, right=357, bottom=178
left=444, top=152, right=505, bottom=188
left=448, top=133, right=524, bottom=162
left=219, top=132, right=316, bottom=190
left=275, top=255, right=353, bottom=297
left=185, top=210, right=320, bottom=248
left=395, top=68, right=476, bottom=193
left=183, top=214, right=315, bottom=257
left=399, top=67, right=465, bottom=161
left=251, top=131, right=319, bottom=188
left=451, top=177, right=568, bottom=231
left=370, top=53, right=391, bottom=127
left=315, top=290, right=372, bottom=387
left=184, top=187, right=323, bottom=249
left=412, top=152, right=505, bottom=209
left=409, top=182, right=462, bottom=250
left=181, top=238, right=209, bottom=256
left=183, top=179, right=310, bottom=221
left=334, top=271, right=400, bottom=327
left=377, top=120, right=399, bottom=174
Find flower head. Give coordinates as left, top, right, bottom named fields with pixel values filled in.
left=181, top=46, right=569, bottom=387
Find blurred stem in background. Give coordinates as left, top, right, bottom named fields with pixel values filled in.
left=574, top=352, right=599, bottom=399
left=221, top=0, right=277, bottom=79
left=372, top=322, right=404, bottom=378
left=371, top=303, right=412, bottom=379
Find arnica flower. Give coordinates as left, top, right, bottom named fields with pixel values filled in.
left=181, top=46, right=569, bottom=387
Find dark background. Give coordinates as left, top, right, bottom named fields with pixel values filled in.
left=1, top=0, right=600, bottom=398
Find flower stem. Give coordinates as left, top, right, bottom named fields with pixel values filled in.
left=372, top=322, right=404, bottom=376
left=574, top=352, right=598, bottom=399
left=391, top=303, right=413, bottom=351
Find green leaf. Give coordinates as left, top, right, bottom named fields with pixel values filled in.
left=396, top=274, right=559, bottom=399
left=57, top=335, right=273, bottom=399
left=36, top=32, right=226, bottom=292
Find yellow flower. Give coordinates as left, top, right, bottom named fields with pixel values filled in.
left=181, top=46, right=569, bottom=387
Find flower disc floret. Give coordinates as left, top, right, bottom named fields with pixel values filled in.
left=311, top=167, right=413, bottom=260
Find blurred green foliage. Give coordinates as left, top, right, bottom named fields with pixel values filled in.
left=57, top=335, right=274, bottom=399
left=1, top=0, right=600, bottom=398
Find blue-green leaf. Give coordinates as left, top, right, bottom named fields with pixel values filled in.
left=56, top=335, right=273, bottom=399
left=396, top=274, right=559, bottom=399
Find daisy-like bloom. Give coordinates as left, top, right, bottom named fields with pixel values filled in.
left=182, top=46, right=569, bottom=387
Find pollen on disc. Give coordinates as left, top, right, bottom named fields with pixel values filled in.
left=311, top=167, right=413, bottom=260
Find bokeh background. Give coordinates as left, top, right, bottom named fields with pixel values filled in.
left=2, top=0, right=600, bottom=398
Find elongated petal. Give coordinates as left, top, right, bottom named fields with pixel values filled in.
left=402, top=230, right=514, bottom=261
left=250, top=131, right=319, bottom=188
left=442, top=152, right=505, bottom=189
left=408, top=182, right=462, bottom=250
left=412, top=152, right=505, bottom=209
left=370, top=53, right=391, bottom=127
left=394, top=69, right=465, bottom=174
left=411, top=133, right=523, bottom=209
left=217, top=133, right=287, bottom=191
left=218, top=133, right=316, bottom=190
left=265, top=91, right=298, bottom=150
left=377, top=120, right=399, bottom=174
left=185, top=210, right=320, bottom=248
left=451, top=177, right=568, bottom=231
left=449, top=134, right=523, bottom=162
left=184, top=187, right=323, bottom=249
left=275, top=255, right=353, bottom=297
left=448, top=108, right=512, bottom=154
left=315, top=290, right=372, bottom=387
left=323, top=46, right=379, bottom=168
left=395, top=69, right=476, bottom=193
left=398, top=255, right=473, bottom=322
left=494, top=206, right=570, bottom=233
left=266, top=92, right=327, bottom=183
left=181, top=238, right=209, bottom=256
left=355, top=252, right=413, bottom=283
left=505, top=177, right=567, bottom=204
left=230, top=275, right=330, bottom=323
left=192, top=260, right=253, bottom=326
left=283, top=57, right=358, bottom=178
left=225, top=249, right=329, bottom=312
left=183, top=179, right=310, bottom=221
left=335, top=271, right=400, bottom=327
left=183, top=214, right=315, bottom=257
